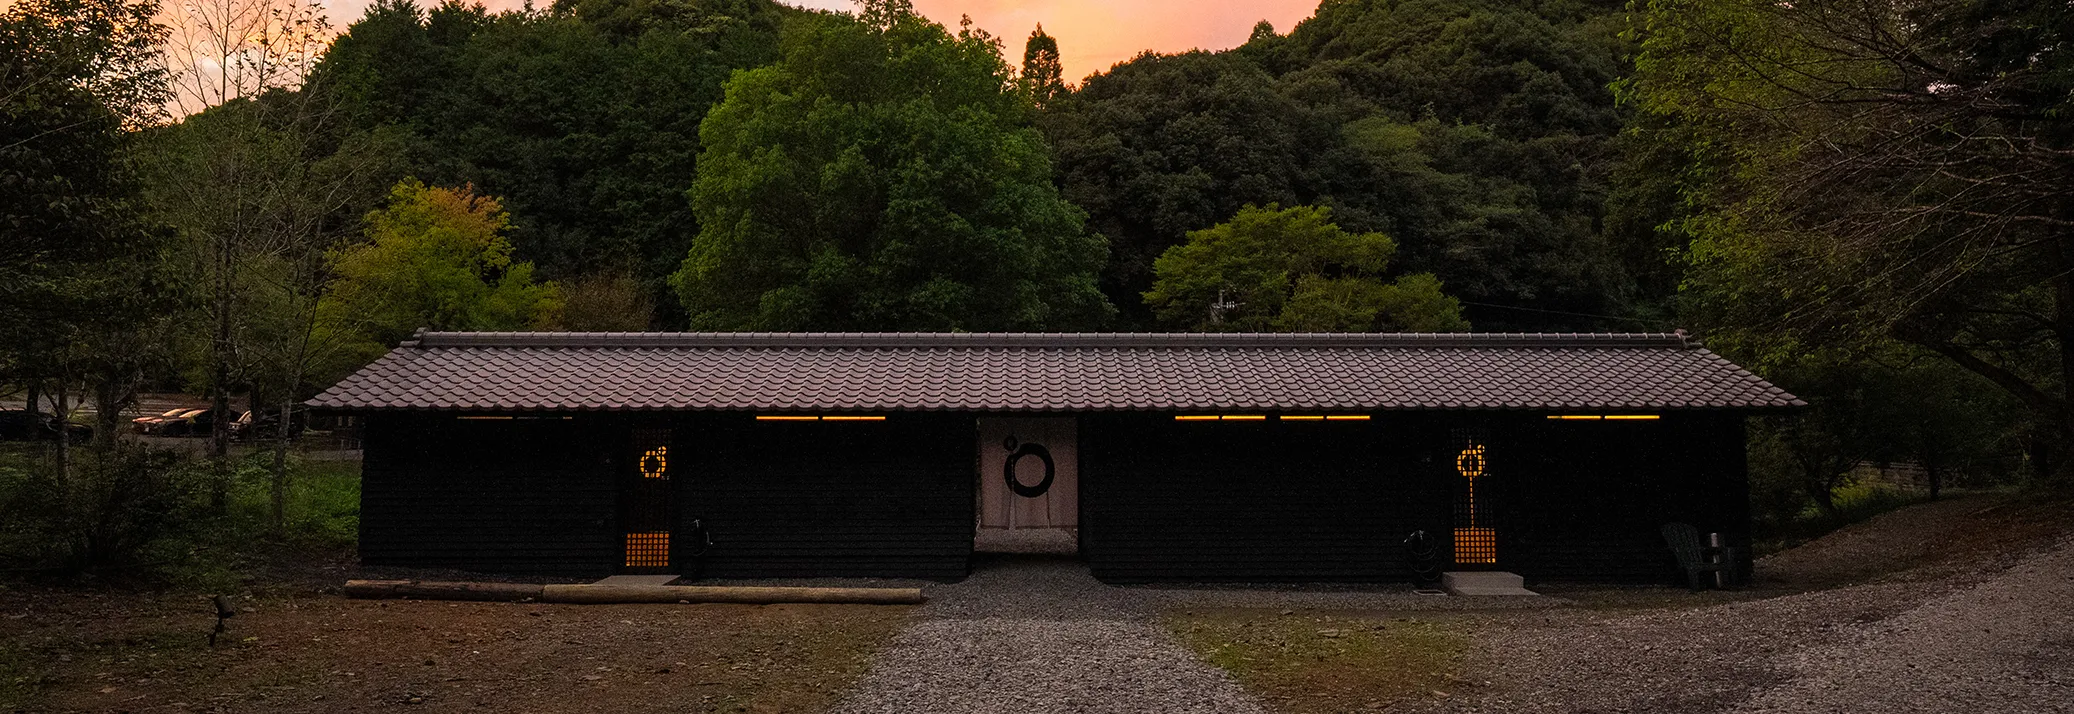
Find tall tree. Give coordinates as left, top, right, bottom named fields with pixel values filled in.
left=154, top=0, right=348, bottom=479
left=671, top=0, right=1112, bottom=330
left=1145, top=204, right=1467, bottom=332
left=1625, top=0, right=2074, bottom=476
left=1021, top=23, right=1064, bottom=108
left=144, top=88, right=404, bottom=523
left=1041, top=50, right=1329, bottom=324
left=0, top=0, right=169, bottom=478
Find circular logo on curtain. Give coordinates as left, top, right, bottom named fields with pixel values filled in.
left=1001, top=436, right=1055, bottom=498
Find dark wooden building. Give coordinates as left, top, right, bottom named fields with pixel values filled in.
left=311, top=331, right=1800, bottom=584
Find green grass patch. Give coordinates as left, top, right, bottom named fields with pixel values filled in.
left=219, top=452, right=362, bottom=549
left=1165, top=610, right=1472, bottom=713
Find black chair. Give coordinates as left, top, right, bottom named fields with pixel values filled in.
left=1661, top=522, right=1737, bottom=590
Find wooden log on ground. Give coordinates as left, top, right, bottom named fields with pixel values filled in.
left=343, top=580, right=545, bottom=602
left=540, top=584, right=924, bottom=605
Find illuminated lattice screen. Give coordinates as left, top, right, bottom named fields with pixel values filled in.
left=624, top=531, right=670, bottom=568
left=1454, top=527, right=1497, bottom=565
left=1451, top=427, right=1496, bottom=566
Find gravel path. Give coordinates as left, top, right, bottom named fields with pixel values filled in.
left=1461, top=535, right=2074, bottom=714
left=1739, top=536, right=2074, bottom=714
left=830, top=556, right=1267, bottom=714
left=829, top=555, right=1566, bottom=713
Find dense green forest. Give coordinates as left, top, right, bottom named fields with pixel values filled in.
left=3, top=0, right=2070, bottom=569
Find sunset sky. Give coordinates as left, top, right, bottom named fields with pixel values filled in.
left=314, top=0, right=1323, bottom=81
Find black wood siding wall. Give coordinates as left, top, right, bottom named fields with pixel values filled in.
left=359, top=414, right=618, bottom=577
left=677, top=414, right=974, bottom=580
left=1502, top=415, right=1750, bottom=583
left=357, top=410, right=1748, bottom=584
left=1080, top=415, right=1437, bottom=583
left=1080, top=413, right=1750, bottom=585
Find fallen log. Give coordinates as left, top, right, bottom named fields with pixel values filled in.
left=342, top=579, right=924, bottom=605
left=343, top=580, right=544, bottom=602
left=541, top=584, right=924, bottom=605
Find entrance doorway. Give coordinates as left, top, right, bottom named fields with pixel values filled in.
left=975, top=417, right=1078, bottom=554
left=620, top=427, right=674, bottom=573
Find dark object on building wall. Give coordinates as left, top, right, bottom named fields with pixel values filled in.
left=1403, top=530, right=1441, bottom=585
left=1002, top=438, right=1056, bottom=498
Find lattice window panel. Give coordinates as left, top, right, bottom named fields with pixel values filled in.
left=1453, top=527, right=1497, bottom=565
left=624, top=532, right=670, bottom=568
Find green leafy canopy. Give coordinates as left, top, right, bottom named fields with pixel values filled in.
left=1145, top=204, right=1467, bottom=333
left=325, top=178, right=562, bottom=360
left=671, top=0, right=1112, bottom=331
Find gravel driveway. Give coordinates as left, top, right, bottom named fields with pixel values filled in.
left=1460, top=535, right=2074, bottom=714
left=1739, top=536, right=2074, bottom=714
left=830, top=556, right=1269, bottom=714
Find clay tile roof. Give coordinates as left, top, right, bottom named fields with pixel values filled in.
left=306, top=331, right=1804, bottom=413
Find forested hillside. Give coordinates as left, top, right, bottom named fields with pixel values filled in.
left=296, top=0, right=1645, bottom=331
left=1049, top=0, right=1634, bottom=328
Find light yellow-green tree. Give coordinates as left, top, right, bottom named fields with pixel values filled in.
left=325, top=179, right=561, bottom=362
left=1145, top=204, right=1467, bottom=333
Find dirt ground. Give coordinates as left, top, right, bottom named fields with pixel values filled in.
left=0, top=590, right=911, bottom=714
left=6, top=492, right=2069, bottom=714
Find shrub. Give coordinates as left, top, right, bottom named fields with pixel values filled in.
left=0, top=444, right=205, bottom=571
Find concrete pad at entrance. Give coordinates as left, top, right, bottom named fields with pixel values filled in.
left=591, top=574, right=682, bottom=586
left=1442, top=571, right=1539, bottom=596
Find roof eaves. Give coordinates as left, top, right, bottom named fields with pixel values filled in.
left=408, top=331, right=1701, bottom=350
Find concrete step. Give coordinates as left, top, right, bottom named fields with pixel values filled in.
left=591, top=574, right=682, bottom=586
left=1442, top=571, right=1539, bottom=596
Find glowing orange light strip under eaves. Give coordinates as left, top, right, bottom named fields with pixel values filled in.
left=1177, top=414, right=1371, bottom=422
left=755, top=415, right=888, bottom=422
left=1546, top=415, right=1661, bottom=421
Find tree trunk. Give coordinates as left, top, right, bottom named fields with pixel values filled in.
left=270, top=394, right=292, bottom=536
left=23, top=382, right=40, bottom=419
left=53, top=363, right=71, bottom=486
left=208, top=233, right=234, bottom=511
left=2051, top=264, right=2074, bottom=487
left=93, top=376, right=123, bottom=453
